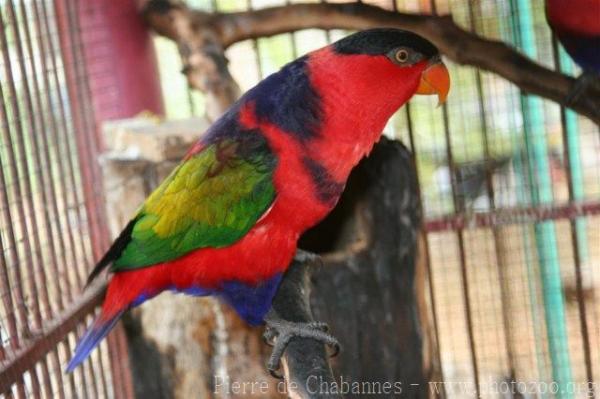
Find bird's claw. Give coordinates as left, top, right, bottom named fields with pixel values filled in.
left=263, top=318, right=340, bottom=378
left=268, top=365, right=284, bottom=380
left=262, top=327, right=277, bottom=347
left=329, top=340, right=341, bottom=358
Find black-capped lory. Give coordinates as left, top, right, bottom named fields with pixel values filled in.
left=66, top=29, right=450, bottom=374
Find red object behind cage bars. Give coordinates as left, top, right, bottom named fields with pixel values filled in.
left=77, top=0, right=164, bottom=129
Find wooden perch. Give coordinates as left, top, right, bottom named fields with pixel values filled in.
left=142, top=0, right=600, bottom=124
left=268, top=257, right=341, bottom=399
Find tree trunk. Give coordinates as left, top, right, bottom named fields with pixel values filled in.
left=300, top=137, right=426, bottom=397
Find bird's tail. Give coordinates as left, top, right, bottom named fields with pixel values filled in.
left=66, top=273, right=144, bottom=372
left=65, top=308, right=124, bottom=372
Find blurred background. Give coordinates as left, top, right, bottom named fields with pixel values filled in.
left=0, top=0, right=599, bottom=397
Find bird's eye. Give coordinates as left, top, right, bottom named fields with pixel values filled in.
left=388, top=47, right=424, bottom=66
left=394, top=49, right=410, bottom=64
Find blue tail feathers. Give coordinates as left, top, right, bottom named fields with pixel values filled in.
left=66, top=310, right=124, bottom=373
left=220, top=273, right=282, bottom=326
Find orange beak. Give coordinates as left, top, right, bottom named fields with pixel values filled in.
left=416, top=61, right=450, bottom=105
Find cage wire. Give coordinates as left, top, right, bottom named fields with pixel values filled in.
left=0, top=0, right=133, bottom=398
left=0, top=0, right=599, bottom=398
left=158, top=0, right=600, bottom=397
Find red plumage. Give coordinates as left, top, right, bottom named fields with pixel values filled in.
left=546, top=0, right=600, bottom=73
left=546, top=0, right=600, bottom=36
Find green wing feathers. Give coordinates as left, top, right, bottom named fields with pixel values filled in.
left=111, top=136, right=276, bottom=271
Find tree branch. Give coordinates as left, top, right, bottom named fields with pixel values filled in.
left=143, top=0, right=240, bottom=120
left=142, top=0, right=599, bottom=124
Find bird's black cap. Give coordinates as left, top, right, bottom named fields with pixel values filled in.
left=333, top=28, right=439, bottom=58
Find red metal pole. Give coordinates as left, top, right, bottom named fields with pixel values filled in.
left=55, top=0, right=105, bottom=260
left=77, top=0, right=164, bottom=138
left=53, top=1, right=155, bottom=396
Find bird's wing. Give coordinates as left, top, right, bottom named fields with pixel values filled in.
left=87, top=131, right=276, bottom=282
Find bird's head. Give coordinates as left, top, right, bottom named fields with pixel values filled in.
left=309, top=28, right=449, bottom=112
left=238, top=29, right=450, bottom=147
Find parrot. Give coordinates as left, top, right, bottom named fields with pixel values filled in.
left=545, top=0, right=600, bottom=99
left=66, top=28, right=450, bottom=373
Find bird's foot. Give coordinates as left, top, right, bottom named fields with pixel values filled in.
left=263, top=314, right=340, bottom=378
left=567, top=71, right=600, bottom=106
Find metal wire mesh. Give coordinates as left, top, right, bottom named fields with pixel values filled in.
left=0, top=0, right=132, bottom=397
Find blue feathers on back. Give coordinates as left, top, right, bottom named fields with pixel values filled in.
left=202, top=55, right=323, bottom=144
left=245, top=56, right=323, bottom=140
